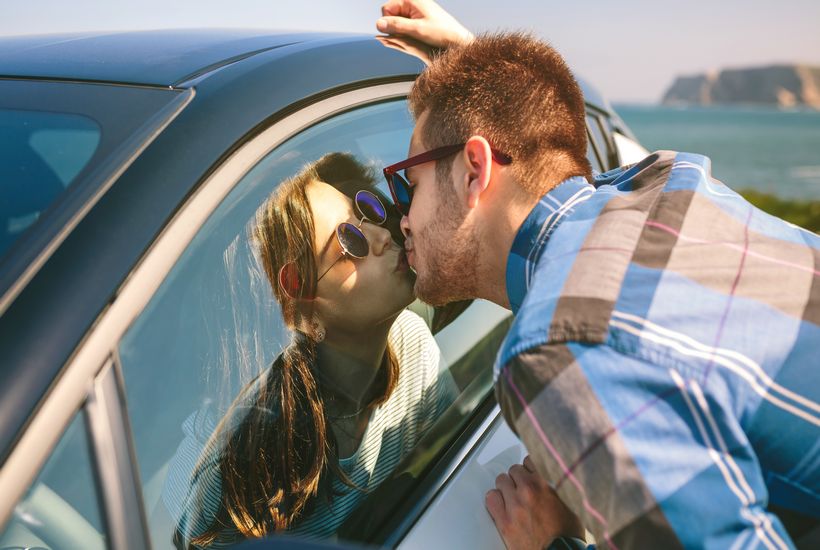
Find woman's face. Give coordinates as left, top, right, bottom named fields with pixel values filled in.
left=306, top=180, right=415, bottom=334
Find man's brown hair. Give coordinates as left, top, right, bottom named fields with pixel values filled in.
left=409, top=32, right=591, bottom=195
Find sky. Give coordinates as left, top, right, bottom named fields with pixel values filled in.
left=2, top=0, right=819, bottom=103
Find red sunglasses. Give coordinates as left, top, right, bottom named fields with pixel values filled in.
left=383, top=143, right=512, bottom=216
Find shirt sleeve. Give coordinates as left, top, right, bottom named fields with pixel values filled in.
left=495, top=341, right=795, bottom=550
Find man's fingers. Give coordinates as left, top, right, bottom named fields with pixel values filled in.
left=507, top=464, right=531, bottom=488
left=522, top=455, right=551, bottom=489
left=381, top=0, right=406, bottom=17
left=374, top=35, right=399, bottom=48
left=523, top=455, right=536, bottom=473
left=376, top=15, right=423, bottom=37
left=495, top=471, right=518, bottom=506
left=485, top=488, right=508, bottom=526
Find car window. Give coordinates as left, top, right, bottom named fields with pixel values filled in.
left=586, top=112, right=609, bottom=172
left=613, top=131, right=651, bottom=165
left=0, top=80, right=185, bottom=267
left=0, top=411, right=108, bottom=550
left=0, top=108, right=100, bottom=258
left=337, top=311, right=511, bottom=546
left=116, top=97, right=509, bottom=549
left=585, top=124, right=604, bottom=173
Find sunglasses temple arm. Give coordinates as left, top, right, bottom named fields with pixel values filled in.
left=316, top=253, right=343, bottom=283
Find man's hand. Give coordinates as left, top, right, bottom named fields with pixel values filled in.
left=486, top=456, right=585, bottom=550
left=376, top=0, right=474, bottom=49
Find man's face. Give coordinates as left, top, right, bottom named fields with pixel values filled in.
left=400, top=111, right=478, bottom=306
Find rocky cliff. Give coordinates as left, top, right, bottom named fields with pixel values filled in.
left=662, top=65, right=820, bottom=108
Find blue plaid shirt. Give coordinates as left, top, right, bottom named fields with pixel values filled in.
left=494, top=151, right=819, bottom=549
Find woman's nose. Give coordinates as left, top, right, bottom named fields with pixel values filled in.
left=365, top=223, right=392, bottom=256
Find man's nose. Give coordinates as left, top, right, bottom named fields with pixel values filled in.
left=399, top=214, right=410, bottom=239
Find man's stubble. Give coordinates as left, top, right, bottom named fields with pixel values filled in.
left=413, top=181, right=481, bottom=307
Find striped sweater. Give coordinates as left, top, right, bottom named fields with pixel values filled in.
left=161, top=309, right=457, bottom=547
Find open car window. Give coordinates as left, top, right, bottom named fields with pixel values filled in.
left=116, top=96, right=510, bottom=549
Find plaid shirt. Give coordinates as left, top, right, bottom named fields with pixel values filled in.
left=494, top=151, right=819, bottom=550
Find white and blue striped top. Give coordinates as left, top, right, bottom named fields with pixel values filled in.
left=161, top=309, right=457, bottom=547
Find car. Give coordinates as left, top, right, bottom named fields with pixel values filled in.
left=0, top=29, right=649, bottom=550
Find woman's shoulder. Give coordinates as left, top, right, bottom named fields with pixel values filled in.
left=387, top=309, right=449, bottom=398
left=387, top=309, right=435, bottom=344
left=388, top=309, right=440, bottom=362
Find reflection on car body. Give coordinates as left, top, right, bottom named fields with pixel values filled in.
left=0, top=29, right=647, bottom=550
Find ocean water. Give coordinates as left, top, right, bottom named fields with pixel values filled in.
left=614, top=104, right=820, bottom=201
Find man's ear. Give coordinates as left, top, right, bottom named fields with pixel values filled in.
left=462, top=136, right=493, bottom=209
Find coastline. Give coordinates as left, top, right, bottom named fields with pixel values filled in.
left=612, top=103, right=820, bottom=232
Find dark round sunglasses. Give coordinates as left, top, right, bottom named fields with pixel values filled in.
left=278, top=190, right=387, bottom=300
left=383, top=143, right=512, bottom=216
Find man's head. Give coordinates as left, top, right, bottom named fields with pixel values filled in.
left=399, top=32, right=590, bottom=306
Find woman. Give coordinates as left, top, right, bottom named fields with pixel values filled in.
left=165, top=153, right=458, bottom=548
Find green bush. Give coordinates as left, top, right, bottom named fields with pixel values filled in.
left=740, top=190, right=820, bottom=233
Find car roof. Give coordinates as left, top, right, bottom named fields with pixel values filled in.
left=0, top=29, right=617, bottom=115
left=0, top=29, right=356, bottom=87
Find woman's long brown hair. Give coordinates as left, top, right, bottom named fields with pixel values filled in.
left=188, top=153, right=401, bottom=547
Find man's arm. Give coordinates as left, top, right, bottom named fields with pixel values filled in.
left=495, top=341, right=795, bottom=549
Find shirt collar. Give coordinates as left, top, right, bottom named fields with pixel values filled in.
left=505, top=176, right=594, bottom=314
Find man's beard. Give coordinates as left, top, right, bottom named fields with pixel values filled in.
left=413, top=195, right=479, bottom=307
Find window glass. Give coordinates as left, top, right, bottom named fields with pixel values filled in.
left=0, top=109, right=100, bottom=257
left=587, top=113, right=611, bottom=172
left=585, top=126, right=603, bottom=173
left=118, top=98, right=509, bottom=549
left=0, top=411, right=107, bottom=550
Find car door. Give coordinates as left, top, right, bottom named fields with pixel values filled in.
left=113, top=80, right=514, bottom=549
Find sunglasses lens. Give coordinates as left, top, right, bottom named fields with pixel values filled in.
left=337, top=222, right=368, bottom=258
left=355, top=190, right=386, bottom=224
left=390, top=172, right=412, bottom=216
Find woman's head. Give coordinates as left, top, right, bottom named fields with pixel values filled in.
left=254, top=153, right=414, bottom=342
left=189, top=154, right=407, bottom=545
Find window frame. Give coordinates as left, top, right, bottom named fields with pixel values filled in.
left=84, top=358, right=151, bottom=549
left=0, top=80, right=415, bottom=546
left=585, top=106, right=620, bottom=171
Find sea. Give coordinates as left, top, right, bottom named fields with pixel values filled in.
left=613, top=104, right=820, bottom=202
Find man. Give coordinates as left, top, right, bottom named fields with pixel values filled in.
left=377, top=1, right=820, bottom=549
